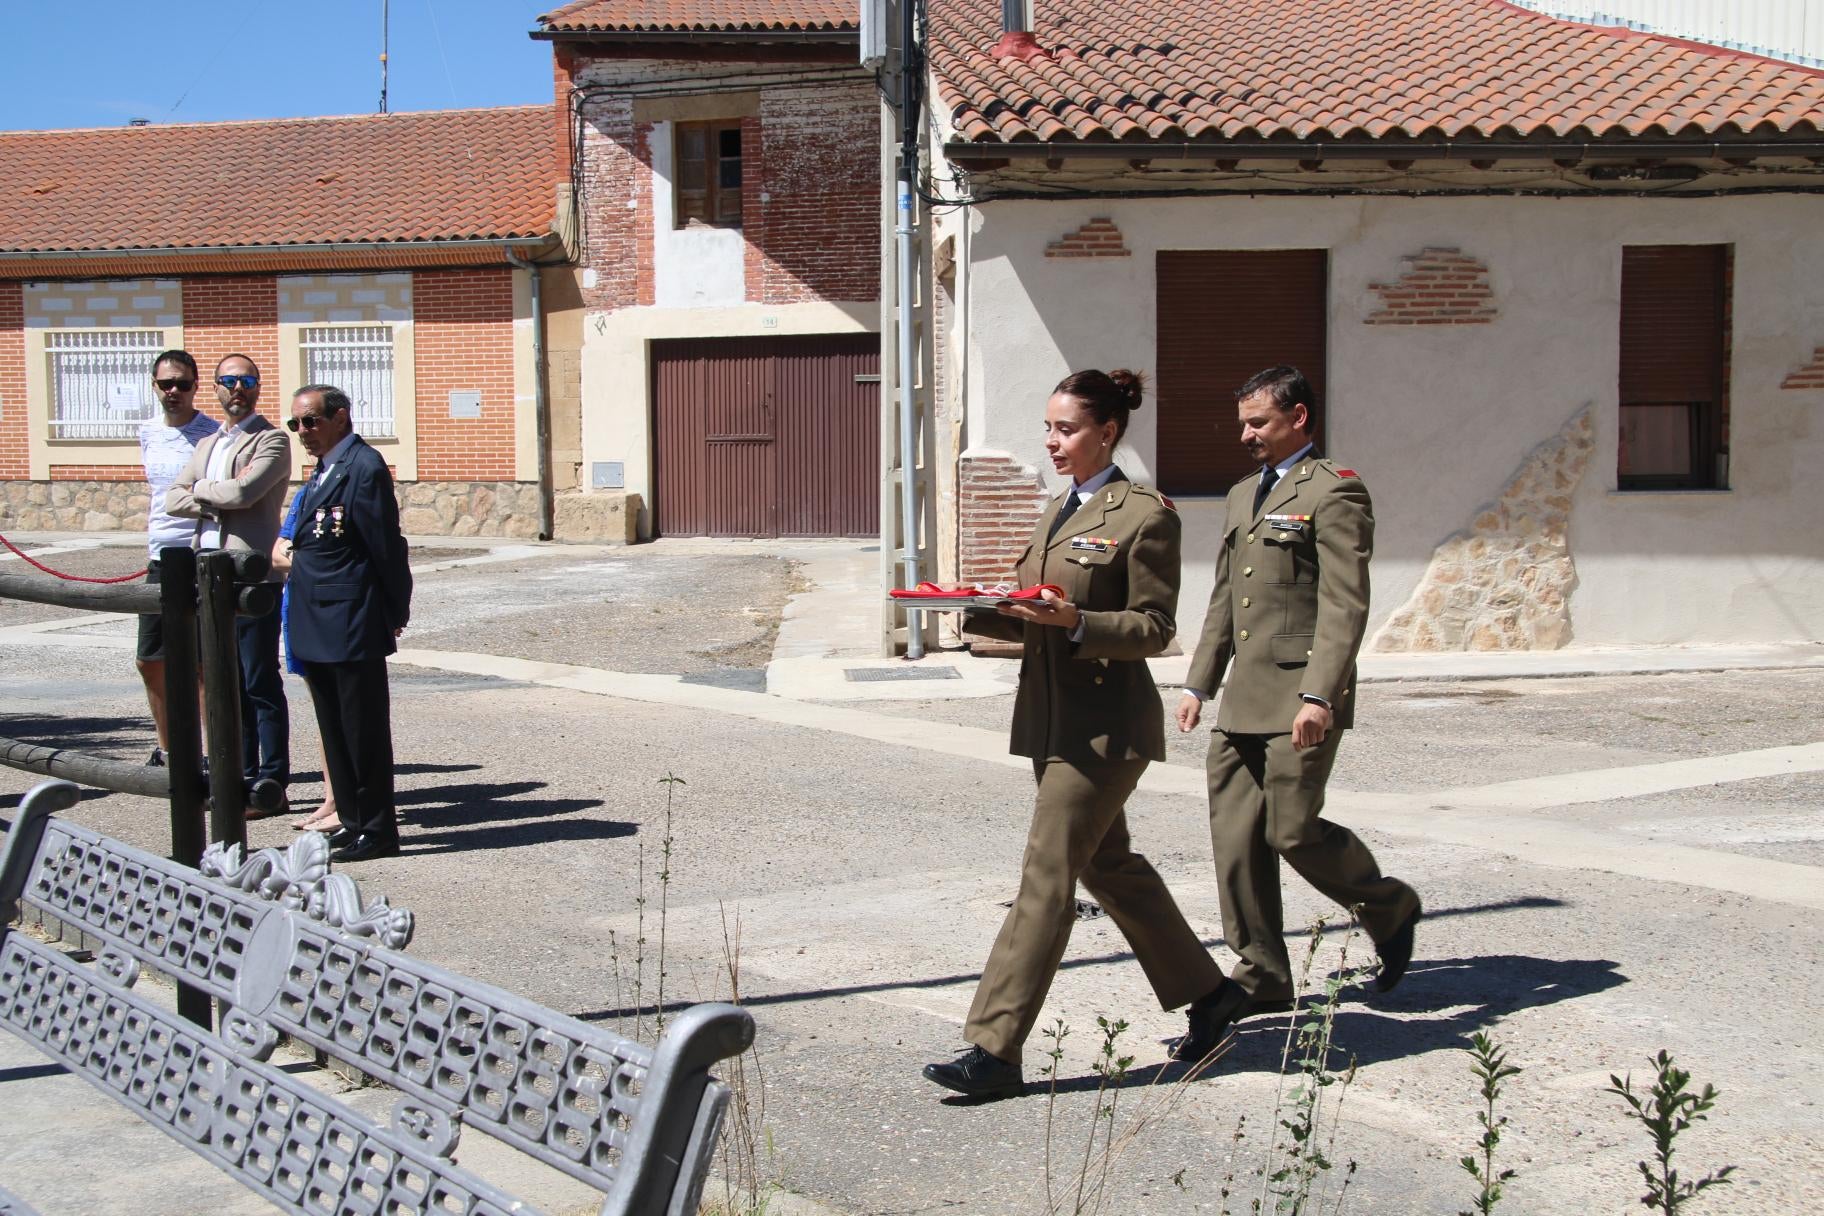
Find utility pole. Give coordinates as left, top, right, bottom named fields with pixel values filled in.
left=379, top=0, right=390, bottom=114
left=873, top=0, right=937, bottom=658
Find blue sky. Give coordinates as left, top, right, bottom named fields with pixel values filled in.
left=4, top=1, right=555, bottom=131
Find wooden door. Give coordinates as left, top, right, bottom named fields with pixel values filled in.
left=653, top=335, right=880, bottom=536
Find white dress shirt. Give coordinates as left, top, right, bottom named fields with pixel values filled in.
left=197, top=416, right=257, bottom=550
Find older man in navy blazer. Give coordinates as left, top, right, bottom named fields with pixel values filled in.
left=284, top=384, right=412, bottom=862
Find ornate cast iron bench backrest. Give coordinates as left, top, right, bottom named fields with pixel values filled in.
left=0, top=780, right=754, bottom=1216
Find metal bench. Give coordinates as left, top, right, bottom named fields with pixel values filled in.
left=0, top=779, right=754, bottom=1216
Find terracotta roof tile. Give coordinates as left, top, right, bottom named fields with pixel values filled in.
left=931, top=0, right=1824, bottom=147
left=538, top=0, right=854, bottom=32
left=0, top=106, right=555, bottom=254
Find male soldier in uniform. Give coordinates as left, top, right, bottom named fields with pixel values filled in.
left=1169, top=365, right=1420, bottom=1060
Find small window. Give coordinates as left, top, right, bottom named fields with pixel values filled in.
left=302, top=325, right=396, bottom=438
left=1618, top=245, right=1730, bottom=490
left=47, top=329, right=165, bottom=439
left=675, top=120, right=743, bottom=228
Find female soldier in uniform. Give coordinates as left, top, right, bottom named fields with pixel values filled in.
left=922, top=369, right=1229, bottom=1100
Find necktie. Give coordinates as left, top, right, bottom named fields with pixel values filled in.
left=1048, top=489, right=1081, bottom=539
left=1252, top=465, right=1279, bottom=517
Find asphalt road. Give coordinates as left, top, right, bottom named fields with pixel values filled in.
left=1, top=538, right=1819, bottom=1216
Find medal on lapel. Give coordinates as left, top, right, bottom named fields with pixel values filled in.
left=313, top=508, right=326, bottom=538
left=330, top=505, right=345, bottom=538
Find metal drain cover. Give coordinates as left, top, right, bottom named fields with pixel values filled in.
left=843, top=666, right=962, bottom=682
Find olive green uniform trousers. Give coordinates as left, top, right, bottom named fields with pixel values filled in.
left=1205, top=728, right=1419, bottom=1002
left=965, top=758, right=1225, bottom=1065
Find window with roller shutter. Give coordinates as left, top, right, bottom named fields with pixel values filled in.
left=1618, top=245, right=1731, bottom=490
left=1155, top=250, right=1329, bottom=497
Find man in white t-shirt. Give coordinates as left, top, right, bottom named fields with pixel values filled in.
left=136, top=349, right=216, bottom=766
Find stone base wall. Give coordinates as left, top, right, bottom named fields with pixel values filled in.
left=0, top=479, right=653, bottom=546
left=399, top=481, right=543, bottom=538
left=554, top=491, right=639, bottom=544
left=1372, top=407, right=1594, bottom=652
left=0, top=479, right=149, bottom=531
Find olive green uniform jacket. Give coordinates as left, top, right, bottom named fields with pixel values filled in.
left=1185, top=457, right=1372, bottom=732
left=970, top=473, right=1180, bottom=762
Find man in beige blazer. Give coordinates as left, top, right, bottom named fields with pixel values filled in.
left=1172, top=366, right=1420, bottom=1059
left=167, top=354, right=292, bottom=806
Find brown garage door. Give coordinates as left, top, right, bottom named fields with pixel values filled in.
left=653, top=334, right=880, bottom=537
left=1156, top=250, right=1328, bottom=496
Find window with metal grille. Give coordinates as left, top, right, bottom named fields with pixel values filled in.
left=301, top=325, right=396, bottom=438
left=46, top=330, right=165, bottom=439
left=1618, top=245, right=1731, bottom=490
left=675, top=120, right=743, bottom=228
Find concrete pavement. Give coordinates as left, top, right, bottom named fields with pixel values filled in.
left=1, top=532, right=1821, bottom=1214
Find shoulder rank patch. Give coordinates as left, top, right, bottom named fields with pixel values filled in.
left=1160, top=494, right=1175, bottom=510
left=1335, top=468, right=1359, bottom=478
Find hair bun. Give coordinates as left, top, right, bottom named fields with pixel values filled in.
left=1108, top=368, right=1146, bottom=412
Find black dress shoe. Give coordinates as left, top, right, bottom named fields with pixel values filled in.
left=1375, top=901, right=1422, bottom=992
left=1169, top=979, right=1295, bottom=1062
left=330, top=834, right=400, bottom=863
left=923, top=1045, right=1023, bottom=1100
left=1169, top=979, right=1249, bottom=1062
left=325, top=826, right=357, bottom=850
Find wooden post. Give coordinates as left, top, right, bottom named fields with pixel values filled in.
left=156, top=546, right=211, bottom=1029
left=197, top=552, right=247, bottom=856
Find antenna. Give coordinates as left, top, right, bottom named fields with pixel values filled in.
left=379, top=0, right=390, bottom=114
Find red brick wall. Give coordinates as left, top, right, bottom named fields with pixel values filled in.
left=635, top=123, right=657, bottom=308
left=740, top=114, right=766, bottom=300
left=554, top=45, right=577, bottom=184
left=1046, top=218, right=1130, bottom=259
left=959, top=453, right=1048, bottom=588
left=569, top=56, right=877, bottom=312
left=413, top=268, right=517, bottom=481
left=576, top=94, right=651, bottom=311
left=49, top=466, right=142, bottom=481
left=183, top=276, right=280, bottom=385
left=0, top=282, right=24, bottom=478
left=1366, top=247, right=1497, bottom=325
left=751, top=81, right=880, bottom=304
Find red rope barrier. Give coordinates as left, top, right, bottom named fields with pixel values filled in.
left=0, top=533, right=148, bottom=583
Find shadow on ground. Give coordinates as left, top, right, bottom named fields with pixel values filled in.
left=573, top=898, right=1574, bottom=1028
left=0, top=713, right=148, bottom=756
left=958, top=952, right=1627, bottom=1100
left=1203, top=952, right=1628, bottom=1076
left=396, top=779, right=628, bottom=855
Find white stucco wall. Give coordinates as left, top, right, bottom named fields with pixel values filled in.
left=951, top=193, right=1824, bottom=647
left=647, top=121, right=747, bottom=310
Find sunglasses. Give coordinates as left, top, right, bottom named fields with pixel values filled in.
left=217, top=374, right=260, bottom=390
left=285, top=413, right=330, bottom=433
left=154, top=377, right=195, bottom=391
